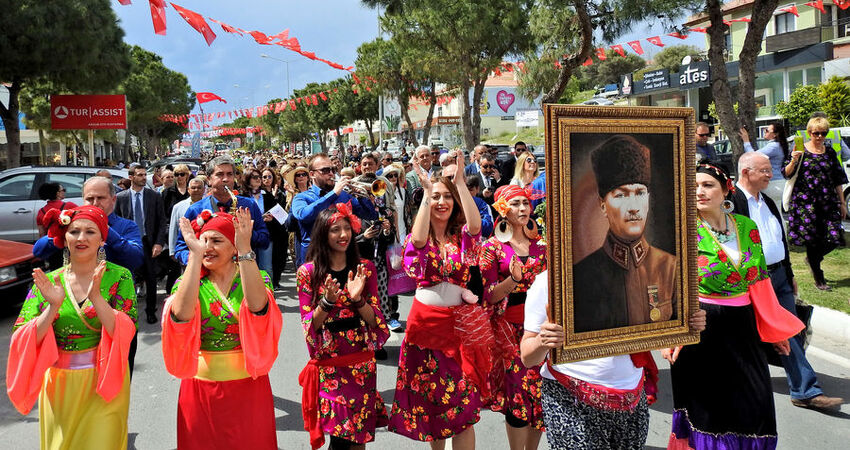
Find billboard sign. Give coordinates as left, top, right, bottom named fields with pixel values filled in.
left=50, top=94, right=127, bottom=130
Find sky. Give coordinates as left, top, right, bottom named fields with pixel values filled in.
left=110, top=1, right=706, bottom=126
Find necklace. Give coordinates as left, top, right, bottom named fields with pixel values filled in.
left=703, top=214, right=734, bottom=244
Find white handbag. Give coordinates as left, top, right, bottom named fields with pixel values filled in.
left=782, top=153, right=805, bottom=212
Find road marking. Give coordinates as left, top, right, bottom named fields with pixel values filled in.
left=807, top=345, right=850, bottom=369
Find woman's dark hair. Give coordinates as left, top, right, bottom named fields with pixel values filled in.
left=697, top=163, right=732, bottom=192
left=261, top=168, right=279, bottom=190
left=428, top=176, right=465, bottom=244
left=305, top=207, right=362, bottom=305
left=770, top=122, right=790, bottom=162
left=241, top=168, right=262, bottom=193
left=38, top=182, right=62, bottom=201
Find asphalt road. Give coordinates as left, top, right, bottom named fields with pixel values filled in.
left=0, top=273, right=848, bottom=449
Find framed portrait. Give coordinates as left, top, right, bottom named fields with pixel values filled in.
left=544, top=104, right=700, bottom=364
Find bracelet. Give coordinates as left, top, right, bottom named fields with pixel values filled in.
left=510, top=274, right=522, bottom=283
left=352, top=297, right=367, bottom=309
left=319, top=297, right=334, bottom=312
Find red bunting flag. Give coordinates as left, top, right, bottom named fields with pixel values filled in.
left=779, top=5, right=799, bottom=16
left=289, top=100, right=296, bottom=110
left=171, top=3, right=217, bottom=46
left=149, top=0, right=167, bottom=35
left=688, top=27, right=707, bottom=33
left=300, top=51, right=317, bottom=60
left=268, top=29, right=290, bottom=42
left=118, top=0, right=132, bottom=5
left=611, top=44, right=626, bottom=57
left=647, top=36, right=665, bottom=47
left=836, top=0, right=850, bottom=10
left=627, top=40, right=644, bottom=55
left=311, top=94, right=318, bottom=105
left=319, top=92, right=328, bottom=101
left=595, top=48, right=607, bottom=60
left=805, top=1, right=825, bottom=14
left=208, top=18, right=242, bottom=35
left=248, top=31, right=273, bottom=45
left=296, top=98, right=301, bottom=103
left=333, top=88, right=339, bottom=93
left=196, top=92, right=226, bottom=104
left=729, top=17, right=752, bottom=23
left=667, top=32, right=688, bottom=39
left=582, top=57, right=593, bottom=66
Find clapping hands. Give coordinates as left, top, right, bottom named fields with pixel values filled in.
left=32, top=268, right=64, bottom=309
left=346, top=264, right=369, bottom=304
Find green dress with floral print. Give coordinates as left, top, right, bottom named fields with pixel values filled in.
left=14, top=262, right=137, bottom=350
left=696, top=214, right=768, bottom=296
left=170, top=270, right=273, bottom=351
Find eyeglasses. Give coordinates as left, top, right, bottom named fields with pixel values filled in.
left=250, top=175, right=260, bottom=180
left=697, top=133, right=711, bottom=137
left=175, top=173, right=188, bottom=177
left=811, top=131, right=828, bottom=137
left=515, top=147, right=527, bottom=152
left=314, top=167, right=336, bottom=175
left=749, top=168, right=772, bottom=175
left=526, top=159, right=537, bottom=164
left=295, top=172, right=308, bottom=177
left=385, top=173, right=399, bottom=179
left=431, top=152, right=440, bottom=156
left=481, top=164, right=495, bottom=169
left=262, top=175, right=273, bottom=179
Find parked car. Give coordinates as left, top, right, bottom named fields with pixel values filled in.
left=0, top=239, right=44, bottom=304
left=0, top=166, right=126, bottom=243
left=532, top=144, right=546, bottom=169
left=581, top=98, right=614, bottom=106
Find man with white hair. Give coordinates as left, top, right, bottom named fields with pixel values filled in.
left=405, top=144, right=434, bottom=190
left=730, top=151, right=843, bottom=411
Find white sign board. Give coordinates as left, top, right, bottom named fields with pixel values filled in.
left=516, top=109, right=539, bottom=127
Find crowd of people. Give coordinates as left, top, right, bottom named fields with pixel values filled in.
left=5, top=116, right=847, bottom=450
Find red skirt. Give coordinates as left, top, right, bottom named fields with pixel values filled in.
left=177, top=375, right=277, bottom=450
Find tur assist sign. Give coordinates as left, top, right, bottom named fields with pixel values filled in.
left=50, top=95, right=127, bottom=129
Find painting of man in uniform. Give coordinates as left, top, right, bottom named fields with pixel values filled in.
left=570, top=133, right=679, bottom=333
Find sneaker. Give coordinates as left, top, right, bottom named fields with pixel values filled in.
left=387, top=319, right=404, bottom=332
left=791, top=395, right=844, bottom=410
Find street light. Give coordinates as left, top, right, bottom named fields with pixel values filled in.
left=260, top=54, right=291, bottom=98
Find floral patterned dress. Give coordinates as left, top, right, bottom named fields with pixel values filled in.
left=671, top=215, right=784, bottom=449
left=388, top=226, right=483, bottom=441
left=297, top=259, right=390, bottom=444
left=479, top=236, right=547, bottom=430
left=785, top=149, right=847, bottom=247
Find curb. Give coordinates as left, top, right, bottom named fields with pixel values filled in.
left=811, top=305, right=850, bottom=343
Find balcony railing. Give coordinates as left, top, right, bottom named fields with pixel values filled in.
left=765, top=27, right=821, bottom=53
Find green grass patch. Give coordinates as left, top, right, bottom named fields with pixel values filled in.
left=789, top=246, right=850, bottom=314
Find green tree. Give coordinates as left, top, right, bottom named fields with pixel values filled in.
left=820, top=76, right=850, bottom=127
left=576, top=50, right=646, bottom=87
left=329, top=76, right=380, bottom=147
left=651, top=45, right=702, bottom=73
left=121, top=46, right=194, bottom=161
left=776, top=85, right=823, bottom=128
left=367, top=0, right=534, bottom=151
left=0, top=0, right=131, bottom=168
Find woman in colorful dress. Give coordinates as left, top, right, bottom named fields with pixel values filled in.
left=296, top=203, right=390, bottom=450
left=783, top=116, right=847, bottom=290
left=7, top=205, right=136, bottom=449
left=162, top=207, right=282, bottom=450
left=667, top=163, right=804, bottom=449
left=480, top=184, right=547, bottom=450
left=389, top=154, right=492, bottom=449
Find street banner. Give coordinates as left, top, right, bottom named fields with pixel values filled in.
left=191, top=133, right=201, bottom=158
left=50, top=95, right=127, bottom=129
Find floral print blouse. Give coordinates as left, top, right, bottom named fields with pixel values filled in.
left=479, top=236, right=547, bottom=312
left=170, top=270, right=273, bottom=351
left=402, top=225, right=481, bottom=289
left=14, top=262, right=137, bottom=351
left=696, top=214, right=768, bottom=297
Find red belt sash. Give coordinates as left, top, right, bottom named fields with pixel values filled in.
left=298, top=350, right=374, bottom=450
left=406, top=299, right=494, bottom=398
left=546, top=360, right=646, bottom=411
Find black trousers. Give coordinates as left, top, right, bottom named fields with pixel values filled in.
left=805, top=240, right=838, bottom=283
left=137, top=239, right=159, bottom=314
left=271, top=233, right=289, bottom=286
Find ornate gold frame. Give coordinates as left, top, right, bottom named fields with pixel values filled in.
left=544, top=104, right=699, bottom=364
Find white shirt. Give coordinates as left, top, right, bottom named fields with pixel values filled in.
left=737, top=184, right=785, bottom=265
left=524, top=271, right=643, bottom=389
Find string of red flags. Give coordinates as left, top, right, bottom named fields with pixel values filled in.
left=116, top=1, right=353, bottom=72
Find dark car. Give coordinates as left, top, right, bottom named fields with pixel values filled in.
left=0, top=239, right=43, bottom=305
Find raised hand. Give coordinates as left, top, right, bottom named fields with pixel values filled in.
left=346, top=264, right=369, bottom=303
left=510, top=256, right=524, bottom=282
left=414, top=162, right=432, bottom=194
left=86, top=261, right=107, bottom=300
left=333, top=176, right=351, bottom=195
left=32, top=268, right=65, bottom=309
left=233, top=207, right=253, bottom=254
left=323, top=274, right=341, bottom=304
left=454, top=151, right=466, bottom=186
left=179, top=217, right=205, bottom=255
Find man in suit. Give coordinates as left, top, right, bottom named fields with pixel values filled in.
left=464, top=144, right=487, bottom=177
left=115, top=165, right=168, bottom=324
left=732, top=152, right=843, bottom=411
left=572, top=135, right=678, bottom=332
left=498, top=141, right=529, bottom=182
left=479, top=153, right=508, bottom=206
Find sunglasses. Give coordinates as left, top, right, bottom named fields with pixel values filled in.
left=697, top=133, right=711, bottom=137
left=431, top=152, right=440, bottom=156
left=811, top=131, right=828, bottom=137
left=175, top=173, right=188, bottom=177
left=526, top=159, right=537, bottom=164
left=481, top=164, right=495, bottom=169
left=295, top=172, right=308, bottom=177
left=250, top=175, right=261, bottom=180
left=262, top=175, right=273, bottom=179
left=385, top=173, right=399, bottom=179
left=314, top=167, right=336, bottom=175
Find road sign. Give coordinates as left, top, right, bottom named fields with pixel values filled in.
left=50, top=95, right=127, bottom=129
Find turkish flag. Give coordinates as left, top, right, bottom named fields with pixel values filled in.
left=627, top=40, right=644, bottom=55
left=582, top=57, right=593, bottom=66
left=311, top=94, right=318, bottom=105
left=667, top=32, right=688, bottom=39
left=149, top=0, right=167, bottom=35
left=836, top=0, right=850, bottom=10
left=269, top=29, right=290, bottom=42
left=289, top=100, right=296, bottom=111
left=208, top=18, right=242, bottom=35
left=805, top=1, right=825, bottom=14
left=248, top=31, right=273, bottom=45
left=729, top=17, right=751, bottom=23
left=196, top=92, right=226, bottom=104
left=779, top=5, right=799, bottom=16
left=300, top=51, right=317, bottom=60
left=611, top=45, right=626, bottom=57
left=319, top=92, right=328, bottom=101
left=647, top=36, right=664, bottom=47
left=689, top=27, right=707, bottom=33
left=118, top=0, right=132, bottom=5
left=171, top=3, right=217, bottom=46
left=595, top=48, right=607, bottom=60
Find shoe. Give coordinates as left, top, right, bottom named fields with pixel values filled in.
left=375, top=348, right=388, bottom=360
left=387, top=319, right=404, bottom=332
left=816, top=282, right=832, bottom=291
left=146, top=312, right=158, bottom=324
left=791, top=395, right=844, bottom=410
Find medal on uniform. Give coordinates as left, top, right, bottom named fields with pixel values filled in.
left=647, top=285, right=661, bottom=321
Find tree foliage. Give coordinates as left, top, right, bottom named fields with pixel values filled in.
left=776, top=78, right=850, bottom=128
left=576, top=50, right=646, bottom=88
left=0, top=0, right=131, bottom=168
left=776, top=85, right=822, bottom=128
left=652, top=45, right=702, bottom=73
left=819, top=76, right=850, bottom=127
left=329, top=76, right=379, bottom=147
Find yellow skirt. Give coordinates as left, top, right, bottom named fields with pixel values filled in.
left=39, top=365, right=130, bottom=450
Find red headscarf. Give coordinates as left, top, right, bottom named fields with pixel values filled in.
left=43, top=205, right=109, bottom=249
left=328, top=202, right=362, bottom=233
left=492, top=184, right=543, bottom=218
left=191, top=209, right=236, bottom=245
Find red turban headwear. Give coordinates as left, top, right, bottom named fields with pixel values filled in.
left=191, top=209, right=236, bottom=245
left=491, top=184, right=543, bottom=218
left=43, top=205, right=109, bottom=249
